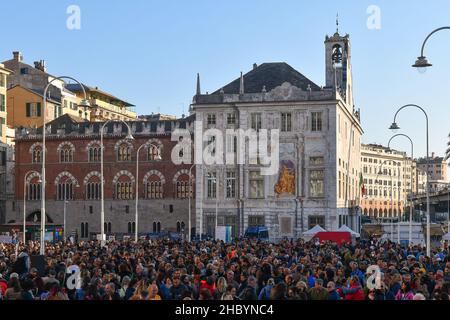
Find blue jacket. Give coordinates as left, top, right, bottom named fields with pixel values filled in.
left=328, top=290, right=340, bottom=300
left=258, top=284, right=273, bottom=300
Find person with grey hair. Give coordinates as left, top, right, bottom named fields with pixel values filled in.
left=103, top=282, right=120, bottom=300
left=118, top=276, right=131, bottom=299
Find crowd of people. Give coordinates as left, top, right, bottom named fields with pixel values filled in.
left=0, top=237, right=449, bottom=301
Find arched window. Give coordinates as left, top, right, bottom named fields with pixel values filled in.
left=157, top=222, right=161, bottom=233
left=32, top=148, right=42, bottom=163
left=147, top=145, right=161, bottom=161
left=27, top=180, right=41, bottom=201
left=88, top=146, right=101, bottom=162
left=153, top=222, right=157, bottom=233
left=81, top=222, right=89, bottom=238
left=59, top=144, right=74, bottom=163
left=86, top=181, right=100, bottom=200
left=173, top=171, right=193, bottom=199
left=118, top=145, right=132, bottom=161
left=56, top=175, right=75, bottom=200
left=145, top=178, right=163, bottom=199
left=332, top=44, right=343, bottom=65
left=113, top=171, right=135, bottom=200
left=104, top=222, right=112, bottom=234
left=127, top=222, right=136, bottom=234
left=116, top=181, right=133, bottom=200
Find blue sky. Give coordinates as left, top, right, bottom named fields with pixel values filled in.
left=1, top=0, right=450, bottom=164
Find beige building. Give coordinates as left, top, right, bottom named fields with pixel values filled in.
left=65, top=83, right=137, bottom=122
left=2, top=51, right=138, bottom=126
left=416, top=153, right=448, bottom=193
left=0, top=64, right=12, bottom=143
left=360, top=144, right=414, bottom=219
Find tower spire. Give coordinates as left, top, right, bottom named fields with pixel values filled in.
left=196, top=73, right=201, bottom=95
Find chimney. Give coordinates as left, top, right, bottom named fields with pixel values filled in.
left=431, top=152, right=435, bottom=159
left=34, top=60, right=46, bottom=72
left=253, top=63, right=258, bottom=70
left=13, top=51, right=23, bottom=62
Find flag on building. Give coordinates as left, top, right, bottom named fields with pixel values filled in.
left=360, top=172, right=366, bottom=196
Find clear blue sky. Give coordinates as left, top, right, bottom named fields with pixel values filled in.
left=2, top=0, right=450, bottom=164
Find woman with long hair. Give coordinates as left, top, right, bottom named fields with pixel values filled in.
left=215, top=277, right=227, bottom=300
left=395, top=281, right=414, bottom=300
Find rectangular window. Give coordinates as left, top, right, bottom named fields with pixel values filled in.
left=226, top=171, right=236, bottom=198
left=89, top=206, right=93, bottom=214
left=311, top=112, right=322, bottom=132
left=207, top=172, right=217, bottom=199
left=26, top=103, right=31, bottom=117
left=226, top=134, right=237, bottom=154
left=281, top=113, right=292, bottom=132
left=0, top=74, right=6, bottom=88
left=249, top=171, right=264, bottom=198
left=227, top=113, right=236, bottom=125
left=308, top=216, right=325, bottom=229
left=310, top=170, right=324, bottom=197
left=207, top=114, right=216, bottom=126
left=0, top=94, right=5, bottom=112
left=251, top=113, right=262, bottom=131
left=248, top=215, right=265, bottom=227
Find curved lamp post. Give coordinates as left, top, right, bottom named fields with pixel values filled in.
left=375, top=160, right=395, bottom=242
left=135, top=142, right=161, bottom=242
left=388, top=134, right=414, bottom=246
left=41, top=77, right=90, bottom=255
left=389, top=104, right=430, bottom=256
left=100, top=119, right=134, bottom=245
left=413, top=27, right=450, bottom=69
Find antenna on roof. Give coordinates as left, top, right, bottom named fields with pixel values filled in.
left=336, top=13, right=339, bottom=34
left=239, top=72, right=244, bottom=95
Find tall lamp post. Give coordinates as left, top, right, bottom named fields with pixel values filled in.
left=412, top=27, right=450, bottom=69
left=388, top=134, right=414, bottom=246
left=23, top=171, right=41, bottom=244
left=376, top=160, right=394, bottom=242
left=389, top=104, right=430, bottom=256
left=41, top=77, right=90, bottom=255
left=135, top=142, right=160, bottom=242
left=100, top=119, right=134, bottom=245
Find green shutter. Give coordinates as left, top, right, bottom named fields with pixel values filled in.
left=26, top=103, right=31, bottom=117
left=0, top=94, right=5, bottom=112
left=36, top=103, right=41, bottom=117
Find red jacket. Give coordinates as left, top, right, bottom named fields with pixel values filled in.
left=342, top=284, right=365, bottom=300
left=0, top=280, right=7, bottom=296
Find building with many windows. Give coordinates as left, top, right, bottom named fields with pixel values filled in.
left=360, top=144, right=414, bottom=219
left=4, top=114, right=195, bottom=241
left=416, top=153, right=448, bottom=193
left=191, top=29, right=363, bottom=239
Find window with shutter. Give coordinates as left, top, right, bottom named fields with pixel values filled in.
left=26, top=103, right=31, bottom=117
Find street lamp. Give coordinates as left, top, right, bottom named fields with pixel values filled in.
left=23, top=171, right=41, bottom=244
left=376, top=160, right=394, bottom=242
left=100, top=119, right=134, bottom=245
left=412, top=27, right=450, bottom=70
left=41, top=77, right=90, bottom=255
left=388, top=134, right=414, bottom=246
left=135, top=142, right=161, bottom=242
left=389, top=104, right=431, bottom=256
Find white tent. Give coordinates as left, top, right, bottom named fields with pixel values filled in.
left=304, top=224, right=326, bottom=235
left=337, top=225, right=361, bottom=237
left=302, top=225, right=326, bottom=238
left=443, top=232, right=450, bottom=241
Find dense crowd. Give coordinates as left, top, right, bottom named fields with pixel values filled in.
left=0, top=237, right=449, bottom=301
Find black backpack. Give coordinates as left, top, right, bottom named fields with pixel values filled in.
left=12, top=256, right=27, bottom=274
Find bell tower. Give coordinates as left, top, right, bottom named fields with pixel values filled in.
left=325, top=16, right=353, bottom=108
